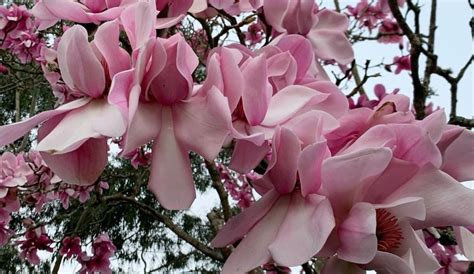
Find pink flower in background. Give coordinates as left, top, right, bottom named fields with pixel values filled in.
left=0, top=152, right=33, bottom=198
left=349, top=84, right=400, bottom=109
left=0, top=4, right=43, bottom=63
left=216, top=163, right=254, bottom=209
left=263, top=0, right=354, bottom=64
left=392, top=55, right=411, bottom=74
left=347, top=0, right=385, bottom=30
left=0, top=222, right=13, bottom=246
left=378, top=19, right=403, bottom=45
left=16, top=226, right=54, bottom=265
left=245, top=22, right=264, bottom=46
left=59, top=236, right=82, bottom=258
left=78, top=233, right=116, bottom=274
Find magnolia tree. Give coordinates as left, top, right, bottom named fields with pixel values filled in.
left=0, top=0, right=473, bottom=273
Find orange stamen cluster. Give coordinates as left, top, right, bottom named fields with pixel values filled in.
left=376, top=209, right=403, bottom=252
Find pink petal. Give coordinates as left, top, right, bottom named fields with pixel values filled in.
left=121, top=102, right=162, bottom=155
left=269, top=193, right=335, bottom=266
left=415, top=110, right=446, bottom=143
left=314, top=9, right=349, bottom=32
left=173, top=87, right=232, bottom=161
left=57, top=25, right=105, bottom=98
left=298, top=141, right=330, bottom=196
left=283, top=110, right=339, bottom=146
left=201, top=48, right=244, bottom=112
left=120, top=1, right=156, bottom=50
left=274, top=35, right=313, bottom=80
left=303, top=81, right=349, bottom=118
left=340, top=125, right=397, bottom=155
left=262, top=85, right=329, bottom=126
left=37, top=100, right=126, bottom=154
left=93, top=19, right=131, bottom=77
left=322, top=148, right=392, bottom=215
left=263, top=0, right=290, bottom=33
left=337, top=202, right=377, bottom=264
left=307, top=30, right=354, bottom=65
left=454, top=226, right=474, bottom=260
left=221, top=195, right=290, bottom=273
left=394, top=221, right=440, bottom=273
left=387, top=165, right=474, bottom=229
left=241, top=55, right=272, bottom=126
left=38, top=118, right=108, bottom=186
left=31, top=1, right=59, bottom=30
left=258, top=127, right=300, bottom=194
left=362, top=251, right=414, bottom=274
left=363, top=159, right=419, bottom=204
left=441, top=129, right=474, bottom=181
left=211, top=189, right=279, bottom=247
left=0, top=98, right=90, bottom=148
left=148, top=107, right=196, bottom=210
left=321, top=256, right=366, bottom=274
left=229, top=140, right=271, bottom=173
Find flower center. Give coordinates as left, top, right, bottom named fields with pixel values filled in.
left=376, top=209, right=403, bottom=252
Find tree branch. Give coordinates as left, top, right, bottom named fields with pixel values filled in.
left=205, top=161, right=232, bottom=222
left=388, top=0, right=427, bottom=119
left=104, top=195, right=224, bottom=262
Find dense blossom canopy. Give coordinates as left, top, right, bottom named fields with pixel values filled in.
left=0, top=0, right=473, bottom=273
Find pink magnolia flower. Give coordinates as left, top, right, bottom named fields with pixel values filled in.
left=392, top=55, right=411, bottom=74
left=16, top=226, right=54, bottom=265
left=202, top=36, right=346, bottom=173
left=0, top=152, right=33, bottom=198
left=376, top=0, right=406, bottom=14
left=0, top=4, right=44, bottom=63
left=244, top=22, right=264, bottom=46
left=33, top=0, right=193, bottom=30
left=347, top=0, right=386, bottom=30
left=216, top=162, right=254, bottom=208
left=319, top=111, right=474, bottom=273
left=208, top=0, right=262, bottom=15
left=327, top=93, right=415, bottom=154
left=212, top=127, right=335, bottom=272
left=349, top=84, right=400, bottom=109
left=78, top=233, right=116, bottom=274
left=109, top=3, right=232, bottom=209
left=0, top=20, right=129, bottom=186
left=59, top=236, right=82, bottom=258
left=378, top=19, right=403, bottom=45
left=263, top=0, right=354, bottom=65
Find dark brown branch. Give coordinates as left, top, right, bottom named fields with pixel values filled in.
left=388, top=0, right=427, bottom=119
left=422, top=0, right=437, bottom=95
left=449, top=116, right=474, bottom=129
left=104, top=195, right=224, bottom=262
left=205, top=161, right=232, bottom=222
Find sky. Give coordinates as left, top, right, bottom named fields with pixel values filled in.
left=36, top=0, right=474, bottom=273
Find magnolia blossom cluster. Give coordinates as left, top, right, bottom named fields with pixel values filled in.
left=0, top=150, right=109, bottom=261
left=348, top=0, right=404, bottom=45
left=216, top=162, right=254, bottom=209
left=76, top=234, right=117, bottom=274
left=0, top=0, right=472, bottom=273
left=0, top=4, right=44, bottom=64
left=16, top=226, right=54, bottom=265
